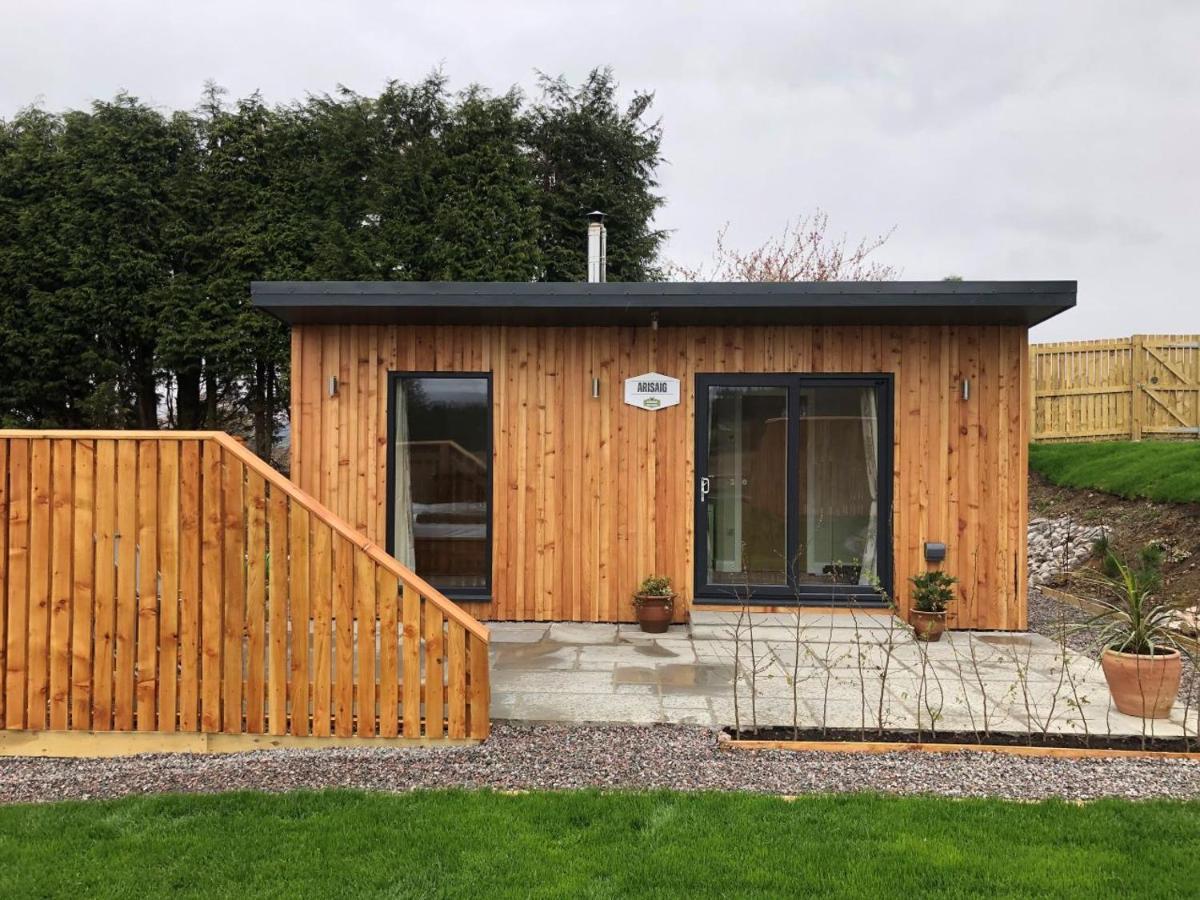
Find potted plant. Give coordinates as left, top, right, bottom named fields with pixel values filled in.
left=822, top=561, right=862, bottom=585
left=908, top=570, right=957, bottom=642
left=1076, top=552, right=1182, bottom=719
left=633, top=575, right=675, bottom=633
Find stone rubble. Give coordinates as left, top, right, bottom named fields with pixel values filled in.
left=1027, top=516, right=1106, bottom=585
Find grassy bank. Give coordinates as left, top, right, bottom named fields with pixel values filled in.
left=2, top=789, right=1199, bottom=898
left=1029, top=441, right=1200, bottom=503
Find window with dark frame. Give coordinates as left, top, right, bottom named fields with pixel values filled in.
left=388, top=373, right=491, bottom=598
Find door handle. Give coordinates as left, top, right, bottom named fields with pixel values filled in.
left=699, top=476, right=710, bottom=501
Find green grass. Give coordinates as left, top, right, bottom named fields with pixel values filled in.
left=2, top=790, right=1199, bottom=898
left=1030, top=441, right=1200, bottom=503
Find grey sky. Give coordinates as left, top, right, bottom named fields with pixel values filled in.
left=3, top=1, right=1198, bottom=341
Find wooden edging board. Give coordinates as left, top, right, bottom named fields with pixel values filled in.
left=720, top=738, right=1200, bottom=761
left=0, top=730, right=480, bottom=758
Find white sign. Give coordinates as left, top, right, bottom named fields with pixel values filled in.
left=624, top=372, right=680, bottom=411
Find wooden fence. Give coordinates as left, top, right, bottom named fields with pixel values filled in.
left=1031, top=334, right=1200, bottom=442
left=0, top=431, right=489, bottom=753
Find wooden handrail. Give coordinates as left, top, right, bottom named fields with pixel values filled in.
left=211, top=434, right=489, bottom=642
left=0, top=429, right=489, bottom=642
left=0, top=430, right=222, bottom=440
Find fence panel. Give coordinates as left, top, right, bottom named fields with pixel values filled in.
left=0, top=431, right=489, bottom=751
left=1031, top=335, right=1200, bottom=441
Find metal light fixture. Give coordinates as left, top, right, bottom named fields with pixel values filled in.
left=961, top=377, right=970, bottom=401
left=328, top=376, right=339, bottom=397
left=591, top=377, right=600, bottom=399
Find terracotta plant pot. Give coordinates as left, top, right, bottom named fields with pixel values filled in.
left=909, top=609, right=946, bottom=642
left=1101, top=647, right=1182, bottom=719
left=634, top=593, right=675, bottom=633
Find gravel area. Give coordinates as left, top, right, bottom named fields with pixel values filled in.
left=1027, top=586, right=1095, bottom=654
left=2, top=724, right=1198, bottom=805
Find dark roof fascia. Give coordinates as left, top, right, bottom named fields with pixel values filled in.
left=250, top=280, right=1076, bottom=328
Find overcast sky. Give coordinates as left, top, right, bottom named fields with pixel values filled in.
left=3, top=1, right=1198, bottom=341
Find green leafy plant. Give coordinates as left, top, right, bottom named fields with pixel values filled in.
left=909, top=570, right=957, bottom=613
left=636, top=575, right=673, bottom=597
left=1073, top=552, right=1178, bottom=656
left=1140, top=541, right=1165, bottom=579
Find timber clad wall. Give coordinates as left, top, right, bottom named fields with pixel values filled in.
left=292, top=324, right=1029, bottom=630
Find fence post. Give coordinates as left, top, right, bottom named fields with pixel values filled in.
left=1130, top=334, right=1145, bottom=441
left=1028, top=346, right=1038, bottom=440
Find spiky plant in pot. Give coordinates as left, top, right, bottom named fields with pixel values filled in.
left=1072, top=550, right=1182, bottom=719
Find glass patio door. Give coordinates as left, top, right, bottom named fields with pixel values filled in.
left=694, top=374, right=892, bottom=603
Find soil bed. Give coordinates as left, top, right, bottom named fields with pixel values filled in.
left=723, top=726, right=1198, bottom=755
left=1029, top=471, right=1200, bottom=613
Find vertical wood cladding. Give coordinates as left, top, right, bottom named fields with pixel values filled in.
left=291, top=324, right=1029, bottom=629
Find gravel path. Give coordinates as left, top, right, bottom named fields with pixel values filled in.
left=2, top=724, right=1198, bottom=805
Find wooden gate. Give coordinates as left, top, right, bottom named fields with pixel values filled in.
left=1031, top=334, right=1200, bottom=442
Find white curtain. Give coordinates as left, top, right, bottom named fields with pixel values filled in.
left=393, top=384, right=416, bottom=569
left=858, top=388, right=879, bottom=586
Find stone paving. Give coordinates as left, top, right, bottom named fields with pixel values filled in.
left=488, top=612, right=1198, bottom=738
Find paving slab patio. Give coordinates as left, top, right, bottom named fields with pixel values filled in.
left=486, top=611, right=1197, bottom=738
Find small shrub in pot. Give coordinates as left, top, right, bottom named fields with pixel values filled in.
left=908, top=570, right=957, bottom=642
left=633, top=575, right=675, bottom=633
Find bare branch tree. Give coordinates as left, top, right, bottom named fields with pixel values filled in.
left=670, top=210, right=900, bottom=283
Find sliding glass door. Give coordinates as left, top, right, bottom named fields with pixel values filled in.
left=694, top=374, right=892, bottom=602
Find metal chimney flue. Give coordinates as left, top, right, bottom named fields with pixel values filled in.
left=587, top=211, right=607, bottom=283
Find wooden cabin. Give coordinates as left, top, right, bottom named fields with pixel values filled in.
left=252, top=279, right=1076, bottom=630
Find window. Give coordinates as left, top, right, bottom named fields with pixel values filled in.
left=388, top=374, right=491, bottom=598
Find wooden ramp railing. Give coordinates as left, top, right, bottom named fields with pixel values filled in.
left=0, top=431, right=489, bottom=751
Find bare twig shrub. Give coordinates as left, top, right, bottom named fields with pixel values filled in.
left=1008, top=640, right=1040, bottom=747
left=670, top=210, right=900, bottom=283
left=947, top=633, right=982, bottom=744
left=874, top=592, right=903, bottom=737
left=731, top=588, right=748, bottom=739
left=1054, top=605, right=1093, bottom=747
left=848, top=597, right=870, bottom=741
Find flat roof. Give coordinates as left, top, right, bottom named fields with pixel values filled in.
left=251, top=280, right=1076, bottom=327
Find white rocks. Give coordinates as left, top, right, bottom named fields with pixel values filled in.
left=1027, top=516, right=1106, bottom=585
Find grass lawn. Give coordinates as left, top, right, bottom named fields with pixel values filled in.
left=1029, top=440, right=1200, bottom=504
left=2, top=790, right=1199, bottom=898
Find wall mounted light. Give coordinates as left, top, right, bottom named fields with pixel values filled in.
left=591, top=377, right=600, bottom=399
left=328, top=376, right=339, bottom=397
left=961, top=377, right=970, bottom=401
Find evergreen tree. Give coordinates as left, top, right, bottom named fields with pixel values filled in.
left=0, top=69, right=666, bottom=457
left=526, top=67, right=666, bottom=281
